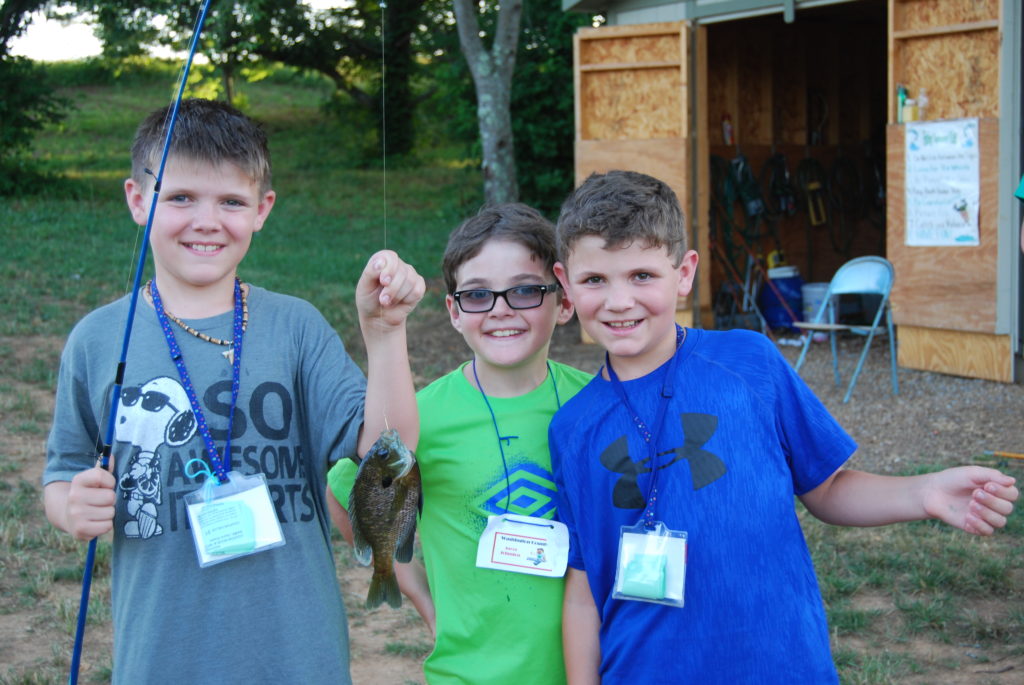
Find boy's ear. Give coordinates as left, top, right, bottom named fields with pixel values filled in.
left=553, top=261, right=570, bottom=292
left=555, top=290, right=575, bottom=326
left=252, top=190, right=276, bottom=233
left=445, top=293, right=463, bottom=332
left=124, top=178, right=149, bottom=227
left=676, top=250, right=700, bottom=298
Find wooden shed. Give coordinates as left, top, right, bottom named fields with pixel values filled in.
left=564, top=0, right=1023, bottom=383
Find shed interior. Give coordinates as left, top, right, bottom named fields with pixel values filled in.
left=704, top=0, right=888, bottom=331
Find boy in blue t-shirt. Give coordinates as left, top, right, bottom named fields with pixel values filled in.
left=549, top=169, right=1019, bottom=683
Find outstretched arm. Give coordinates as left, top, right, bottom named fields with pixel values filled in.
left=354, top=249, right=425, bottom=455
left=564, top=568, right=601, bottom=684
left=799, top=466, right=1017, bottom=535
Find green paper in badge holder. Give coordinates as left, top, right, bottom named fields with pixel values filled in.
left=199, top=499, right=256, bottom=556
left=620, top=553, right=667, bottom=599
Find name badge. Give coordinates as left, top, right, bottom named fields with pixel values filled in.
left=612, top=521, right=687, bottom=607
left=184, top=471, right=285, bottom=568
left=475, top=514, right=569, bottom=578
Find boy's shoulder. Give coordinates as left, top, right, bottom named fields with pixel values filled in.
left=687, top=327, right=779, bottom=366
left=65, top=294, right=133, bottom=349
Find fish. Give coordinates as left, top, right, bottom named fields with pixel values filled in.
left=348, top=428, right=422, bottom=609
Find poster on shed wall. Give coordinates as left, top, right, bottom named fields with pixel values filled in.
left=904, top=118, right=980, bottom=246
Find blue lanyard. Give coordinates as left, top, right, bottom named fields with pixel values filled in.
left=606, top=325, right=685, bottom=528
left=150, top=279, right=245, bottom=484
left=472, top=360, right=562, bottom=514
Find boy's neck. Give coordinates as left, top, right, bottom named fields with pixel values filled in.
left=149, top=276, right=239, bottom=319
left=604, top=328, right=682, bottom=382
left=464, top=355, right=552, bottom=399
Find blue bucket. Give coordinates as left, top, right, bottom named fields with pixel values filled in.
left=759, top=266, right=803, bottom=331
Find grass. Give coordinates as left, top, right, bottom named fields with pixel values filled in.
left=2, top=60, right=1022, bottom=684
left=801, top=485, right=1024, bottom=680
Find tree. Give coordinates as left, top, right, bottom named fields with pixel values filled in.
left=511, top=4, right=589, bottom=213
left=0, top=1, right=70, bottom=194
left=452, top=0, right=522, bottom=204
left=81, top=0, right=429, bottom=158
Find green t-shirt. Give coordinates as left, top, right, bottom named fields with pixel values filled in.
left=329, top=360, right=591, bottom=684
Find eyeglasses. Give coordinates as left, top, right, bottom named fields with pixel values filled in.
left=452, top=283, right=560, bottom=313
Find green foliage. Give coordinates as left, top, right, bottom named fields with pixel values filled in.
left=0, top=56, right=70, bottom=195
left=419, top=1, right=590, bottom=215
left=512, top=5, right=590, bottom=215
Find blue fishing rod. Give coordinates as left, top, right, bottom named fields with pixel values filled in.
left=67, top=1, right=212, bottom=682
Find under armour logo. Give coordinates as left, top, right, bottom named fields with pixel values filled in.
left=600, top=413, right=727, bottom=509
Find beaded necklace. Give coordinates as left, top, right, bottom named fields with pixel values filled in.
left=145, top=279, right=248, bottom=362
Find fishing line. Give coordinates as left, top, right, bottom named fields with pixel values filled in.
left=378, top=0, right=390, bottom=427
left=68, top=2, right=213, bottom=682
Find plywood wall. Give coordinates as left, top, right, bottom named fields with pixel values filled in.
left=576, top=23, right=688, bottom=142
left=886, top=120, right=999, bottom=332
left=886, top=0, right=1009, bottom=381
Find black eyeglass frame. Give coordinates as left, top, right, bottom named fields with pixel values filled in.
left=452, top=283, right=561, bottom=313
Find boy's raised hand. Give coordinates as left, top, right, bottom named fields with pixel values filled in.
left=923, top=466, right=1018, bottom=536
left=356, top=249, right=426, bottom=335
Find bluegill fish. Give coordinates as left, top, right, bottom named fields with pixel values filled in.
left=348, top=428, right=421, bottom=609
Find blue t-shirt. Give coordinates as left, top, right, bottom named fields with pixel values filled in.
left=550, top=328, right=856, bottom=683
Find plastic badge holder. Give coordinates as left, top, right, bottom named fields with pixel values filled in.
left=612, top=521, right=687, bottom=608
left=184, top=471, right=285, bottom=568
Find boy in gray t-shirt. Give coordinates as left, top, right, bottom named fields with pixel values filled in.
left=43, top=98, right=424, bottom=683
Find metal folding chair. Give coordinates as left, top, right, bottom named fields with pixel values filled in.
left=794, top=256, right=899, bottom=403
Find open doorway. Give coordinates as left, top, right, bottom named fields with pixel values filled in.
left=701, top=0, right=888, bottom=332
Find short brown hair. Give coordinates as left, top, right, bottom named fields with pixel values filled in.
left=130, top=98, right=272, bottom=193
left=555, top=170, right=687, bottom=264
left=442, top=203, right=558, bottom=294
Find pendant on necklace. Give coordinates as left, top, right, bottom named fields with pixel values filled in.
left=223, top=348, right=234, bottom=364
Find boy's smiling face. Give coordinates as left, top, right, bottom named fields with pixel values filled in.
left=555, top=235, right=698, bottom=381
left=125, top=156, right=275, bottom=305
left=447, top=239, right=573, bottom=392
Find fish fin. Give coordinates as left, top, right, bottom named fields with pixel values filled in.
left=366, top=569, right=402, bottom=609
left=348, top=509, right=373, bottom=567
left=394, top=526, right=415, bottom=564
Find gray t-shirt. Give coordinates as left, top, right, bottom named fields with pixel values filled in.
left=45, top=285, right=364, bottom=684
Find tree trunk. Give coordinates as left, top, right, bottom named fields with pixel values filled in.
left=452, top=0, right=522, bottom=204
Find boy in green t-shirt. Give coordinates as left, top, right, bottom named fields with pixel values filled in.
left=328, top=203, right=593, bottom=684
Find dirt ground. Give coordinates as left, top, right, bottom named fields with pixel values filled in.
left=3, top=308, right=1023, bottom=683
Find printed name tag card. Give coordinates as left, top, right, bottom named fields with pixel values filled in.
left=476, top=514, right=569, bottom=578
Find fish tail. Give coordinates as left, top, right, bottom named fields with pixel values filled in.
left=366, top=569, right=402, bottom=609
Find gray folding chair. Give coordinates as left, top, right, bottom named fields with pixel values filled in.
left=794, top=256, right=899, bottom=403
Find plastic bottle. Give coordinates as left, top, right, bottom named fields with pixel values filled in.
left=917, top=88, right=929, bottom=121
left=903, top=98, right=917, bottom=122
left=897, top=84, right=907, bottom=123
left=722, top=114, right=734, bottom=146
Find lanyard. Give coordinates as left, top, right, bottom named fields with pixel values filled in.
left=150, top=279, right=245, bottom=484
left=606, top=325, right=685, bottom=528
left=472, top=360, right=562, bottom=514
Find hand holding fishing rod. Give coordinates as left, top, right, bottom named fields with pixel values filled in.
left=45, top=466, right=116, bottom=541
